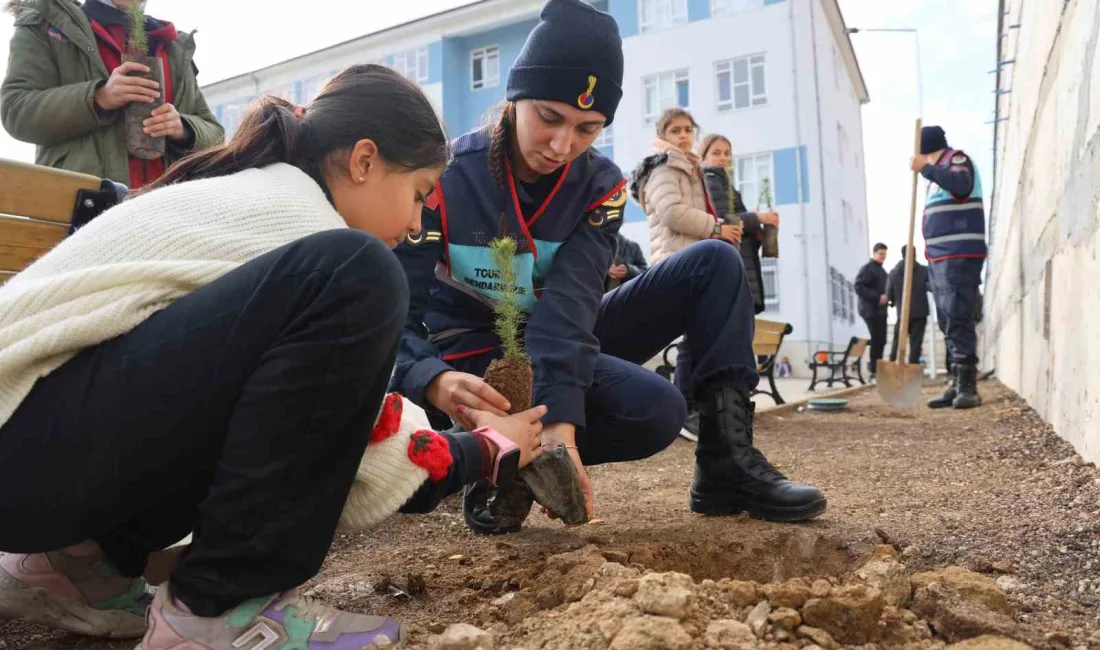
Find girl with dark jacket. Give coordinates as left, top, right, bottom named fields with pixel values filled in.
left=698, top=134, right=780, bottom=315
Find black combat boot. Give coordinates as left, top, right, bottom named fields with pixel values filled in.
left=927, top=366, right=958, bottom=409
left=952, top=364, right=982, bottom=409
left=462, top=479, right=534, bottom=536
left=690, top=383, right=827, bottom=521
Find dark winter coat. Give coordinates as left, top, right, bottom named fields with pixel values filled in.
left=605, top=232, right=647, bottom=292
left=854, top=259, right=888, bottom=320
left=886, top=258, right=930, bottom=321
left=702, top=165, right=766, bottom=314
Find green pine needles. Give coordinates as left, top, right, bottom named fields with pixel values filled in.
left=488, top=236, right=529, bottom=364
left=757, top=177, right=773, bottom=212
left=126, top=4, right=149, bottom=56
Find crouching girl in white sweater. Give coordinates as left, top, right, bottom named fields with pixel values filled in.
left=0, top=64, right=544, bottom=649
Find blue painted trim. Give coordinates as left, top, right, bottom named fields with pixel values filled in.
left=763, top=0, right=786, bottom=5
left=687, top=0, right=710, bottom=22
left=773, top=146, right=810, bottom=205
left=608, top=0, right=638, bottom=38
left=625, top=200, right=646, bottom=223
left=427, top=41, right=443, bottom=84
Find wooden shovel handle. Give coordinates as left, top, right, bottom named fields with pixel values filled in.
left=897, top=118, right=922, bottom=365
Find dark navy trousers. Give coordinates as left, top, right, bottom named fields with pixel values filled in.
left=445, top=240, right=759, bottom=466
left=929, top=257, right=984, bottom=366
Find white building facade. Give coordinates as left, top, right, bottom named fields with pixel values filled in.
left=202, top=0, right=871, bottom=370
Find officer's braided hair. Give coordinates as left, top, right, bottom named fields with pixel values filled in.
left=487, top=102, right=518, bottom=237
left=488, top=103, right=517, bottom=210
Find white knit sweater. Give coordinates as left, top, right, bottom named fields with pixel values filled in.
left=0, top=163, right=346, bottom=428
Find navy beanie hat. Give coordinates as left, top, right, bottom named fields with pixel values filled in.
left=507, top=0, right=625, bottom=126
left=920, top=126, right=948, bottom=154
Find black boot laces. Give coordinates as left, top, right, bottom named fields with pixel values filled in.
left=733, top=399, right=788, bottom=481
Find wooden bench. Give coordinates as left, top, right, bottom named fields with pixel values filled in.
left=751, top=318, right=794, bottom=405
left=808, top=336, right=869, bottom=391
left=1, top=159, right=125, bottom=285
left=654, top=317, right=794, bottom=405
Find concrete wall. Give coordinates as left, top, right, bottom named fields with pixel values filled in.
left=987, top=0, right=1100, bottom=463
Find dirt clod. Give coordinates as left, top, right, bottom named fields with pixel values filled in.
left=703, top=620, right=759, bottom=650
left=634, top=572, right=695, bottom=619
left=430, top=623, right=494, bottom=650
left=747, top=600, right=773, bottom=637
left=856, top=546, right=912, bottom=608
left=610, top=615, right=692, bottom=650
left=911, top=567, right=1009, bottom=613
left=946, top=635, right=1033, bottom=650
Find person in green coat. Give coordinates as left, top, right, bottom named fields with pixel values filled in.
left=1, top=0, right=224, bottom=189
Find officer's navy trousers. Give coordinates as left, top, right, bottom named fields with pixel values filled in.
left=449, top=240, right=760, bottom=465
left=929, top=257, right=984, bottom=366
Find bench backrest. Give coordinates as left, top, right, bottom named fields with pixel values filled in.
left=848, top=337, right=869, bottom=359
left=0, top=159, right=107, bottom=285
left=753, top=318, right=793, bottom=357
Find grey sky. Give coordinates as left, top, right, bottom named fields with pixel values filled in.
left=0, top=0, right=996, bottom=265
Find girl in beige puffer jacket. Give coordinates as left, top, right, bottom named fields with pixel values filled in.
left=629, top=108, right=742, bottom=265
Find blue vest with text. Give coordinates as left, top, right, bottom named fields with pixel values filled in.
left=923, top=148, right=987, bottom=262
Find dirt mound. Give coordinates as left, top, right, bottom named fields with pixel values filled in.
left=440, top=544, right=1055, bottom=650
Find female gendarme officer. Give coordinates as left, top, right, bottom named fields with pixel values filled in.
left=393, top=0, right=826, bottom=535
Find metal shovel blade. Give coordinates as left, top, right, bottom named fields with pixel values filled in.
left=875, top=360, right=924, bottom=409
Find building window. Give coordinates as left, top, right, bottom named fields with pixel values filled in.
left=594, top=125, right=613, bottom=149
left=760, top=258, right=780, bottom=311
left=471, top=46, right=500, bottom=90
left=847, top=280, right=856, bottom=323
left=639, top=0, right=687, bottom=33
left=643, top=69, right=690, bottom=124
left=732, top=152, right=774, bottom=211
left=393, top=46, right=429, bottom=84
left=716, top=54, right=766, bottom=112
left=830, top=268, right=848, bottom=320
left=711, top=0, right=759, bottom=16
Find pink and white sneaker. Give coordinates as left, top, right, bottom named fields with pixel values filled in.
left=138, top=584, right=406, bottom=649
left=0, top=542, right=151, bottom=638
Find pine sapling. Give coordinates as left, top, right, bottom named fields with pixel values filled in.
left=488, top=236, right=528, bottom=364
left=757, top=177, right=780, bottom=258
left=757, top=177, right=773, bottom=212
left=126, top=4, right=149, bottom=56
left=482, top=234, right=533, bottom=413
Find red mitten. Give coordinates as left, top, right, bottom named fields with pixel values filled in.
left=370, top=393, right=404, bottom=444
left=408, top=429, right=453, bottom=482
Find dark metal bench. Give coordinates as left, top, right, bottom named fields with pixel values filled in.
left=808, top=336, right=869, bottom=391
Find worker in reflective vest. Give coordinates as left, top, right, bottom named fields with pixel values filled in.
left=910, top=125, right=986, bottom=410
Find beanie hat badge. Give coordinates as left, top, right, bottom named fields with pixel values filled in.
left=578, top=75, right=597, bottom=110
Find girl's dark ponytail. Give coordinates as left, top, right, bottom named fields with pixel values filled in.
left=143, top=96, right=301, bottom=193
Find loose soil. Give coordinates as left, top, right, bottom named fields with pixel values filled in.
left=3, top=380, right=1098, bottom=650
